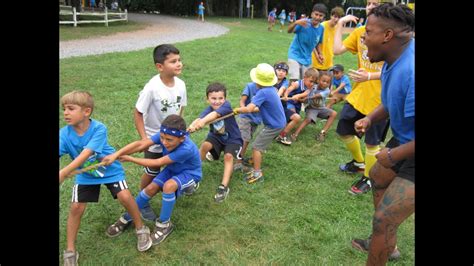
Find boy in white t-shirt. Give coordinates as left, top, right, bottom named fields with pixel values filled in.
left=134, top=44, right=193, bottom=221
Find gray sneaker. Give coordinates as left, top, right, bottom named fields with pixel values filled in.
left=140, top=203, right=158, bottom=221
left=205, top=151, right=215, bottom=161
left=106, top=216, right=130, bottom=237
left=151, top=220, right=174, bottom=246
left=214, top=185, right=230, bottom=203
left=63, top=250, right=78, bottom=266
left=136, top=225, right=153, bottom=252
left=280, top=136, right=292, bottom=145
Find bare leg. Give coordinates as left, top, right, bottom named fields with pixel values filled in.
left=293, top=118, right=312, bottom=136
left=367, top=177, right=414, bottom=265
left=199, top=141, right=213, bottom=161
left=116, top=189, right=143, bottom=229
left=251, top=149, right=262, bottom=171
left=66, top=202, right=87, bottom=252
left=321, top=110, right=337, bottom=132
left=221, top=153, right=234, bottom=187
left=282, top=113, right=301, bottom=136
left=140, top=173, right=155, bottom=190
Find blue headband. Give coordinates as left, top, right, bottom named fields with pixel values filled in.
left=160, top=125, right=188, bottom=137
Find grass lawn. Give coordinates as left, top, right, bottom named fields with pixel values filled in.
left=60, top=20, right=149, bottom=41
left=60, top=16, right=414, bottom=265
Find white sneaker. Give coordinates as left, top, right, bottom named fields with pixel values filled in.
left=205, top=152, right=214, bottom=161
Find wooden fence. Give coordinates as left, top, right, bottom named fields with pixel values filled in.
left=60, top=5, right=127, bottom=27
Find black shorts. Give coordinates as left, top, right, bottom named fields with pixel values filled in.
left=144, top=150, right=163, bottom=176
left=284, top=108, right=296, bottom=123
left=336, top=102, right=389, bottom=145
left=386, top=137, right=415, bottom=183
left=71, top=180, right=129, bottom=203
left=206, top=135, right=242, bottom=161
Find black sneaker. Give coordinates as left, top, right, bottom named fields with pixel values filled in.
left=339, top=159, right=365, bottom=173
left=348, top=176, right=371, bottom=195
left=352, top=236, right=401, bottom=261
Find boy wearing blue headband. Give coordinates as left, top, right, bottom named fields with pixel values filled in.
left=102, top=114, right=202, bottom=246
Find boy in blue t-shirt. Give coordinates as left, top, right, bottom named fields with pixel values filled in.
left=60, top=91, right=152, bottom=265
left=188, top=82, right=243, bottom=203
left=102, top=114, right=202, bottom=246
left=291, top=71, right=338, bottom=142
left=287, top=3, right=326, bottom=81
left=233, top=63, right=286, bottom=183
left=235, top=82, right=262, bottom=170
left=327, top=64, right=352, bottom=109
left=284, top=67, right=320, bottom=116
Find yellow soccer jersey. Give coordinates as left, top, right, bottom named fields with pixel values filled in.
left=312, top=21, right=336, bottom=71
left=343, top=26, right=384, bottom=115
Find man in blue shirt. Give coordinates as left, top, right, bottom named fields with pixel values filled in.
left=351, top=4, right=415, bottom=264
left=287, top=3, right=327, bottom=82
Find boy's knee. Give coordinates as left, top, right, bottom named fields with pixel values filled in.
left=162, top=179, right=178, bottom=193
left=116, top=189, right=133, bottom=202
left=223, top=153, right=234, bottom=161
left=330, top=111, right=337, bottom=117
left=70, top=203, right=86, bottom=216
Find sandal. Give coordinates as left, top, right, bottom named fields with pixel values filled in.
left=106, top=216, right=130, bottom=237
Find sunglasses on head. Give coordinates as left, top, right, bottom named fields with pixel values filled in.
left=274, top=63, right=289, bottom=71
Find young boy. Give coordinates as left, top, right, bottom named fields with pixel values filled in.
left=273, top=61, right=301, bottom=146
left=312, top=6, right=345, bottom=72
left=268, top=7, right=277, bottom=31
left=234, top=81, right=262, bottom=170
left=327, top=64, right=352, bottom=109
left=60, top=91, right=152, bottom=265
left=102, top=114, right=202, bottom=246
left=233, top=63, right=286, bottom=183
left=278, top=9, right=287, bottom=32
left=188, top=82, right=243, bottom=203
left=134, top=44, right=193, bottom=221
left=283, top=67, right=319, bottom=116
left=287, top=3, right=326, bottom=81
left=291, top=71, right=337, bottom=142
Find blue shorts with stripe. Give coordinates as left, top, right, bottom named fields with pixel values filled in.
left=152, top=167, right=199, bottom=197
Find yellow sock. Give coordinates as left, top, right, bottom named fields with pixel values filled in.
left=341, top=136, right=364, bottom=163
left=364, top=145, right=380, bottom=177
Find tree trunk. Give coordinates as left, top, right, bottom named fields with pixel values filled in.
left=206, top=0, right=213, bottom=16
left=262, top=0, right=268, bottom=17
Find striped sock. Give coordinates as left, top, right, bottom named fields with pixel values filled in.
left=159, top=192, right=176, bottom=223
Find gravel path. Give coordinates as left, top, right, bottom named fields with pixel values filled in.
left=60, top=13, right=229, bottom=59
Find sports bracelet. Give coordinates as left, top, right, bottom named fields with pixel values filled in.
left=367, top=72, right=371, bottom=81
left=387, top=148, right=395, bottom=165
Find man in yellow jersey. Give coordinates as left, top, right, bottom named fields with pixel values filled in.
left=333, top=0, right=389, bottom=196
left=312, top=6, right=344, bottom=72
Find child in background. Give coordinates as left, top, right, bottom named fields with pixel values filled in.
left=102, top=114, right=202, bottom=247
left=188, top=83, right=243, bottom=203
left=273, top=61, right=302, bottom=146
left=60, top=91, right=152, bottom=265
left=327, top=64, right=352, bottom=109
left=284, top=68, right=319, bottom=115
left=133, top=44, right=191, bottom=222
left=278, top=9, right=287, bottom=32
left=268, top=7, right=277, bottom=31
left=233, top=63, right=286, bottom=183
left=291, top=71, right=337, bottom=142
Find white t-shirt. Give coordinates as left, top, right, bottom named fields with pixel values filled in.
left=135, top=74, right=187, bottom=153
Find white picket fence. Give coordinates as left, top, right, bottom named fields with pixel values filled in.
left=59, top=5, right=127, bottom=27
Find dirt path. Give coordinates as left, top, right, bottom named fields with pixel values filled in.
left=60, top=13, right=229, bottom=59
